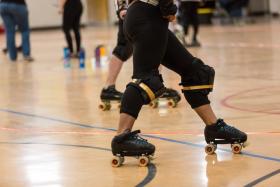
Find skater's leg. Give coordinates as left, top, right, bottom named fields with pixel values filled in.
left=161, top=31, right=217, bottom=124
left=190, top=2, right=200, bottom=46
left=117, top=1, right=168, bottom=130
left=73, top=5, right=82, bottom=54
left=105, top=20, right=133, bottom=87
left=180, top=2, right=191, bottom=37
left=194, top=104, right=217, bottom=125
left=105, top=55, right=124, bottom=87
left=63, top=9, right=74, bottom=54
left=100, top=20, right=133, bottom=101
left=117, top=112, right=136, bottom=135
left=161, top=30, right=247, bottom=142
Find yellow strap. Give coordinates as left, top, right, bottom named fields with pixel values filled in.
left=182, top=85, right=213, bottom=91
left=132, top=79, right=155, bottom=101
left=139, top=83, right=155, bottom=101
left=198, top=8, right=214, bottom=14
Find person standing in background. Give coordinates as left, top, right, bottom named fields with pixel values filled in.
left=59, top=0, right=83, bottom=58
left=179, top=0, right=201, bottom=47
left=0, top=0, right=34, bottom=62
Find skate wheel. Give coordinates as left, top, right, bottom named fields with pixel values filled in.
left=205, top=144, right=216, bottom=155
left=99, top=102, right=111, bottom=111
left=138, top=156, right=149, bottom=167
left=167, top=99, right=177, bottom=108
left=111, top=156, right=122, bottom=167
left=149, top=100, right=158, bottom=108
left=232, top=144, right=242, bottom=154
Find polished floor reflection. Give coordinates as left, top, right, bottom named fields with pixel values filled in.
left=0, top=20, right=280, bottom=187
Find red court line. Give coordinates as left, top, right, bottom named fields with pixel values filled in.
left=1, top=127, right=280, bottom=136
left=221, top=87, right=280, bottom=115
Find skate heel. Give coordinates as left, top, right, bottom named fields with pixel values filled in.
left=149, top=88, right=181, bottom=108
left=99, top=85, right=123, bottom=111
left=204, top=119, right=248, bottom=155
left=111, top=130, right=155, bottom=167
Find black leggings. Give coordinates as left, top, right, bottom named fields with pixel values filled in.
left=63, top=1, right=83, bottom=53
left=112, top=20, right=133, bottom=61
left=121, top=2, right=209, bottom=118
left=180, top=1, right=199, bottom=41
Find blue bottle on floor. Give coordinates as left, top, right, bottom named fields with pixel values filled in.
left=79, top=48, right=85, bottom=69
left=63, top=47, right=71, bottom=68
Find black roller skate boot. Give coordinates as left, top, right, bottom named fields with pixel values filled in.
left=204, top=119, right=247, bottom=155
left=150, top=88, right=181, bottom=108
left=99, top=85, right=123, bottom=111
left=111, top=130, right=155, bottom=167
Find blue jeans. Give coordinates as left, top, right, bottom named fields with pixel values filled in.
left=0, top=3, right=30, bottom=60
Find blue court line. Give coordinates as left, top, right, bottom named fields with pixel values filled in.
left=0, top=109, right=116, bottom=131
left=144, top=135, right=280, bottom=163
left=0, top=108, right=280, bottom=163
left=0, top=142, right=157, bottom=187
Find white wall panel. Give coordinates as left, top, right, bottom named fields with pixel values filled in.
left=269, top=0, right=280, bottom=14
left=26, top=0, right=87, bottom=28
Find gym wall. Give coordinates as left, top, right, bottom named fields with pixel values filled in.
left=26, top=0, right=87, bottom=28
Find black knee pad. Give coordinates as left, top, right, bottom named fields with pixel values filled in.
left=180, top=58, right=215, bottom=108
left=120, top=86, right=144, bottom=119
left=112, top=44, right=133, bottom=62
left=127, top=74, right=166, bottom=105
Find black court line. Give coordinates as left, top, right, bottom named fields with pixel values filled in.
left=136, top=163, right=157, bottom=187
left=244, top=169, right=280, bottom=187
left=0, top=142, right=157, bottom=187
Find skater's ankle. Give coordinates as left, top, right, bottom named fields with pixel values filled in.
left=206, top=119, right=224, bottom=129
left=104, top=84, right=116, bottom=90
left=117, top=128, right=131, bottom=135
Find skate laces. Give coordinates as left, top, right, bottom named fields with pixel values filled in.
left=217, top=119, right=242, bottom=136
left=129, top=130, right=148, bottom=144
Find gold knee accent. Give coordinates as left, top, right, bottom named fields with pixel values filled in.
left=132, top=79, right=155, bottom=101
left=182, top=85, right=213, bottom=91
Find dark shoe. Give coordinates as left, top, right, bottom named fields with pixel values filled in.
left=204, top=119, right=247, bottom=144
left=160, top=88, right=181, bottom=102
left=111, top=130, right=155, bottom=156
left=100, top=85, right=123, bottom=101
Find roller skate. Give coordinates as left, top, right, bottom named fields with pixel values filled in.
left=99, top=85, right=123, bottom=111
left=204, top=119, right=248, bottom=155
left=150, top=88, right=181, bottom=108
left=111, top=130, right=155, bottom=167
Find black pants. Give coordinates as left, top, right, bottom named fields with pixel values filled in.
left=112, top=20, right=133, bottom=62
left=121, top=1, right=209, bottom=118
left=63, top=1, right=83, bottom=53
left=180, top=1, right=199, bottom=41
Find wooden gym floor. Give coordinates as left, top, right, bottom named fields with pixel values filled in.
left=0, top=20, right=280, bottom=187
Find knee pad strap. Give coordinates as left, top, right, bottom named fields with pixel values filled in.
left=132, top=79, right=156, bottom=101
left=180, top=58, right=214, bottom=108
left=182, top=85, right=214, bottom=91
left=180, top=58, right=215, bottom=95
left=127, top=74, right=166, bottom=104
